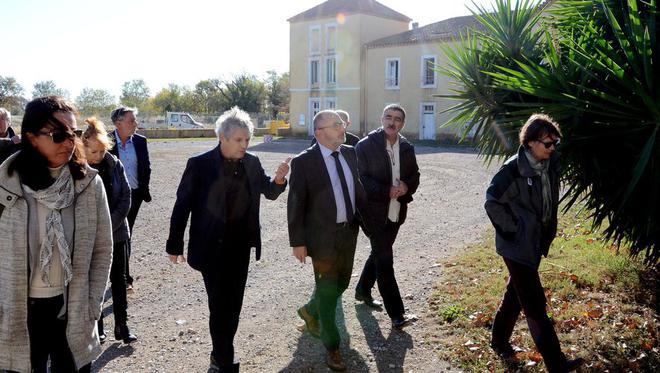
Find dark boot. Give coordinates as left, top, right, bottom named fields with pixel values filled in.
left=98, top=316, right=106, bottom=343
left=220, top=363, right=239, bottom=373
left=114, top=323, right=138, bottom=344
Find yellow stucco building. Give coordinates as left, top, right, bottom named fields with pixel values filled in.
left=288, top=0, right=480, bottom=140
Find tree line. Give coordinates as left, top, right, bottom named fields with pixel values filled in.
left=0, top=72, right=289, bottom=118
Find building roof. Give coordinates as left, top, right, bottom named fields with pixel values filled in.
left=365, top=15, right=483, bottom=48
left=288, top=0, right=411, bottom=23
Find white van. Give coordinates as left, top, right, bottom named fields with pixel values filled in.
left=166, top=112, right=205, bottom=128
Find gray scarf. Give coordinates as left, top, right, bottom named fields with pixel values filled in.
left=525, top=150, right=552, bottom=226
left=23, top=166, right=75, bottom=287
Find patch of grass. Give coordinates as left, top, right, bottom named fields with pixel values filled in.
left=430, top=205, right=659, bottom=372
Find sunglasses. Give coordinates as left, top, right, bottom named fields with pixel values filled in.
left=37, top=129, right=82, bottom=143
left=538, top=138, right=561, bottom=149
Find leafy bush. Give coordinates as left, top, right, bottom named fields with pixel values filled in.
left=442, top=0, right=660, bottom=263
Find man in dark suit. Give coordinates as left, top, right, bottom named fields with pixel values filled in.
left=167, top=106, right=290, bottom=373
left=288, top=110, right=367, bottom=371
left=354, top=104, right=420, bottom=329
left=109, top=106, right=152, bottom=289
left=310, top=109, right=360, bottom=147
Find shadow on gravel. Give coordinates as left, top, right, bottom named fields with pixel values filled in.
left=279, top=296, right=369, bottom=372
left=92, top=343, right=135, bottom=372
left=355, top=304, right=413, bottom=372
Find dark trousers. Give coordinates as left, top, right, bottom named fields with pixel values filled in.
left=492, top=258, right=566, bottom=372
left=356, top=220, right=405, bottom=319
left=125, top=188, right=144, bottom=285
left=201, top=244, right=251, bottom=368
left=99, top=241, right=129, bottom=332
left=304, top=224, right=358, bottom=351
left=27, top=295, right=91, bottom=373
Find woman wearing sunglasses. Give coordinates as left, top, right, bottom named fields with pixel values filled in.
left=485, top=114, right=583, bottom=372
left=0, top=96, right=112, bottom=373
left=82, top=117, right=137, bottom=345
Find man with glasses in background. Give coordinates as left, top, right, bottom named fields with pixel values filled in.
left=0, top=108, right=21, bottom=164
left=310, top=109, right=360, bottom=147
left=288, top=110, right=368, bottom=371
left=485, top=114, right=584, bottom=371
left=354, top=104, right=420, bottom=329
left=110, top=106, right=152, bottom=292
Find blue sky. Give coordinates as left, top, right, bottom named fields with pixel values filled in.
left=2, top=0, right=496, bottom=99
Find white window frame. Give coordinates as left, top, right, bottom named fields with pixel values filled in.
left=309, top=25, right=321, bottom=55
left=323, top=97, right=337, bottom=110
left=325, top=23, right=338, bottom=53
left=309, top=98, right=321, bottom=135
left=385, top=58, right=401, bottom=89
left=325, top=57, right=337, bottom=85
left=421, top=55, right=437, bottom=88
left=309, top=57, right=320, bottom=87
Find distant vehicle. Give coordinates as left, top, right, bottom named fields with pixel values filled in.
left=166, top=112, right=205, bottom=128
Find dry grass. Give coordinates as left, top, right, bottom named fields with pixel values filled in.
left=430, top=207, right=659, bottom=372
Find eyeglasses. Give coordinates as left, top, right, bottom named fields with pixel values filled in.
left=317, top=121, right=346, bottom=131
left=37, top=129, right=81, bottom=143
left=538, top=138, right=560, bottom=149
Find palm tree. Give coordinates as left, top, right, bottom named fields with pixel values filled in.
left=442, top=0, right=660, bottom=263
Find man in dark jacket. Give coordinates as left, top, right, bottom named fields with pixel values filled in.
left=288, top=110, right=367, bottom=371
left=167, top=106, right=289, bottom=373
left=0, top=108, right=21, bottom=165
left=485, top=114, right=583, bottom=372
left=109, top=106, right=151, bottom=289
left=354, top=104, right=420, bottom=329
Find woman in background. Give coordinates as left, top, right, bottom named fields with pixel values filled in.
left=83, top=117, right=137, bottom=344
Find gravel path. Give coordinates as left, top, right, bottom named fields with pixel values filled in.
left=93, top=138, right=495, bottom=372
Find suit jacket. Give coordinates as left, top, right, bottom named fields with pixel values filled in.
left=356, top=128, right=420, bottom=228
left=109, top=131, right=152, bottom=202
left=287, top=143, right=367, bottom=261
left=166, top=146, right=286, bottom=272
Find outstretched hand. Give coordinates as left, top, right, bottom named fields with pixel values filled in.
left=274, top=156, right=292, bottom=184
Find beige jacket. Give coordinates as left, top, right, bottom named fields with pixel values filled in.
left=0, top=152, right=113, bottom=372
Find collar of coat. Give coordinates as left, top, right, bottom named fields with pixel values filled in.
left=0, top=151, right=99, bottom=199
left=515, top=145, right=560, bottom=178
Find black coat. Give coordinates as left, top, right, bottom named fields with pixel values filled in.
left=0, top=128, right=19, bottom=166
left=109, top=131, right=152, bottom=202
left=484, top=146, right=560, bottom=268
left=287, top=143, right=367, bottom=261
left=166, top=146, right=286, bottom=272
left=96, top=152, right=131, bottom=243
left=355, top=128, right=420, bottom=228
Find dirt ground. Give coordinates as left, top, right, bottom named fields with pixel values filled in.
left=92, top=138, right=496, bottom=372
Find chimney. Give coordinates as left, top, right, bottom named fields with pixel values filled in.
left=412, top=22, right=419, bottom=29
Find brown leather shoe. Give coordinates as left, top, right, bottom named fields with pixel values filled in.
left=297, top=306, right=320, bottom=338
left=326, top=349, right=347, bottom=371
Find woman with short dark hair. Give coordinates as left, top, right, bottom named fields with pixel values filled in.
left=485, top=114, right=584, bottom=372
left=0, top=96, right=113, bottom=373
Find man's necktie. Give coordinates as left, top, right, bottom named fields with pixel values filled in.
left=331, top=151, right=354, bottom=222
